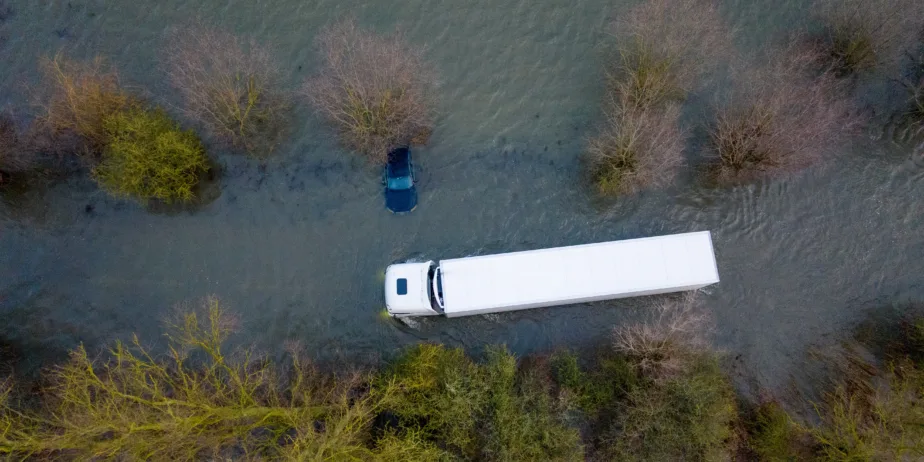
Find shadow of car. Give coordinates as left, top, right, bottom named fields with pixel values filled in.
left=384, top=147, right=418, bottom=214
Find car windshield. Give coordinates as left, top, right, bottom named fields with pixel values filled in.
left=387, top=175, right=413, bottom=190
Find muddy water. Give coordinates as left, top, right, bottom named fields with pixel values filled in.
left=0, top=0, right=922, bottom=394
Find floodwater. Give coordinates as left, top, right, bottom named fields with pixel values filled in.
left=0, top=0, right=922, bottom=394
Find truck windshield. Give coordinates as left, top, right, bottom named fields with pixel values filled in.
left=428, top=266, right=444, bottom=311
left=433, top=268, right=444, bottom=309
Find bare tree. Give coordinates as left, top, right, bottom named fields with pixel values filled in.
left=586, top=92, right=684, bottom=196
left=301, top=19, right=436, bottom=163
left=37, top=53, right=133, bottom=154
left=706, top=44, right=861, bottom=185
left=815, top=0, right=924, bottom=76
left=612, top=294, right=712, bottom=381
left=609, top=0, right=732, bottom=108
left=164, top=23, right=289, bottom=157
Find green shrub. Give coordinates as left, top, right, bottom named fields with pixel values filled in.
left=371, top=429, right=453, bottom=461
left=908, top=316, right=924, bottom=365
left=379, top=344, right=485, bottom=456
left=94, top=107, right=209, bottom=203
left=550, top=350, right=583, bottom=389
left=747, top=402, right=802, bottom=461
left=379, top=344, right=582, bottom=461
left=603, top=354, right=738, bottom=461
left=481, top=347, right=583, bottom=462
left=572, top=352, right=638, bottom=415
left=806, top=360, right=924, bottom=461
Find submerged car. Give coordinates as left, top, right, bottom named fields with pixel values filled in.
left=384, top=147, right=418, bottom=214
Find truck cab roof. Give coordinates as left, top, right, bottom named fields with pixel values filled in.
left=384, top=261, right=436, bottom=316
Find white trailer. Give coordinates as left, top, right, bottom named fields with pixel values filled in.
left=384, top=231, right=719, bottom=318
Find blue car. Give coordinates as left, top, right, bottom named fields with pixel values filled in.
left=384, top=147, right=418, bottom=214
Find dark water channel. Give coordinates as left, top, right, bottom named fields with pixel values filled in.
left=0, top=0, right=922, bottom=395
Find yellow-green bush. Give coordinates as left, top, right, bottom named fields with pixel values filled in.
left=94, top=107, right=209, bottom=203
left=379, top=344, right=582, bottom=461
left=804, top=361, right=924, bottom=460
left=746, top=402, right=803, bottom=461
left=605, top=354, right=738, bottom=461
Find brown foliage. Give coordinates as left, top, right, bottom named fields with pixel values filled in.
left=706, top=46, right=860, bottom=185
left=586, top=93, right=684, bottom=196
left=609, top=0, right=731, bottom=108
left=612, top=294, right=712, bottom=381
left=302, top=19, right=436, bottom=163
left=37, top=53, right=134, bottom=154
left=165, top=24, right=289, bottom=157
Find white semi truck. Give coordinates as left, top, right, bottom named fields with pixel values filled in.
left=384, top=231, right=720, bottom=318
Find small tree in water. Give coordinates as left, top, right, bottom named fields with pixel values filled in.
left=586, top=0, right=732, bottom=197
left=705, top=45, right=860, bottom=185
left=302, top=19, right=436, bottom=163
left=165, top=23, right=290, bottom=157
left=814, top=0, right=924, bottom=77
left=37, top=53, right=134, bottom=154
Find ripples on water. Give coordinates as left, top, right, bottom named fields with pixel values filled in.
left=0, top=0, right=922, bottom=392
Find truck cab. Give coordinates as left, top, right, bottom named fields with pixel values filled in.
left=384, top=261, right=443, bottom=317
